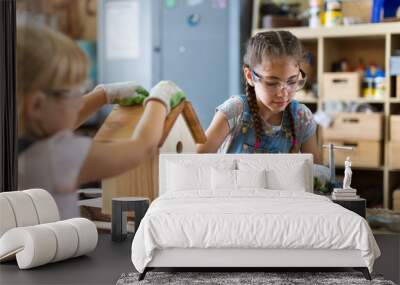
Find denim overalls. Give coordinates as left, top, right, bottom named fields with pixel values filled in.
left=217, top=95, right=316, bottom=154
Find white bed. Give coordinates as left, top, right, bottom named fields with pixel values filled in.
left=131, top=154, right=380, bottom=280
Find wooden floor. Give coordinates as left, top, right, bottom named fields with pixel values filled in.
left=0, top=233, right=134, bottom=285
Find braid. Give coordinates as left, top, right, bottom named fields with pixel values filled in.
left=245, top=81, right=263, bottom=144
left=287, top=102, right=299, bottom=153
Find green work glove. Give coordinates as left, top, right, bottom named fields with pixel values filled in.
left=95, top=81, right=149, bottom=106
left=112, top=87, right=149, bottom=106
left=144, top=80, right=186, bottom=113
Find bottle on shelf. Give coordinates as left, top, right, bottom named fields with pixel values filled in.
left=355, top=58, right=366, bottom=76
left=309, top=0, right=323, bottom=28
left=324, top=0, right=343, bottom=27
left=374, top=75, right=385, bottom=99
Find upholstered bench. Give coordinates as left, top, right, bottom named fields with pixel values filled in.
left=0, top=189, right=98, bottom=269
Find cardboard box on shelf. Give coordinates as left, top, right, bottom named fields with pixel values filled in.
left=323, top=112, right=384, bottom=141
left=388, top=142, right=400, bottom=169
left=323, top=72, right=361, bottom=100
left=391, top=115, right=400, bottom=142
left=342, top=0, right=372, bottom=24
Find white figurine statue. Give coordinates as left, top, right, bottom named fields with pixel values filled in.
left=343, top=157, right=353, bottom=189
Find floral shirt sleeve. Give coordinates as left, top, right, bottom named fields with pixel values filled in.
left=216, top=95, right=245, bottom=133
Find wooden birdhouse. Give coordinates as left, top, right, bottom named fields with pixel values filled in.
left=94, top=101, right=206, bottom=215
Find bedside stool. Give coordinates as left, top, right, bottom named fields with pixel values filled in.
left=332, top=198, right=366, bottom=218
left=111, top=197, right=149, bottom=242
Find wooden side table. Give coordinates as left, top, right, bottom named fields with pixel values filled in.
left=331, top=198, right=366, bottom=218
left=111, top=197, right=149, bottom=242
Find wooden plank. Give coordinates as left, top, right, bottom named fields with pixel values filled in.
left=158, top=102, right=185, bottom=147
left=94, top=105, right=143, bottom=142
left=252, top=0, right=260, bottom=31
left=253, top=22, right=400, bottom=39
left=182, top=101, right=207, bottom=144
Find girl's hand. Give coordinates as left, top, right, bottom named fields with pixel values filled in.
left=95, top=81, right=149, bottom=106
left=144, top=80, right=186, bottom=113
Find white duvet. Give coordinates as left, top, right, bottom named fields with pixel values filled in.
left=131, top=190, right=380, bottom=273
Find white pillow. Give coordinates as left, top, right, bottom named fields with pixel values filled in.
left=266, top=163, right=307, bottom=191
left=167, top=162, right=210, bottom=191
left=166, top=159, right=236, bottom=192
left=236, top=169, right=267, bottom=189
left=238, top=159, right=309, bottom=192
left=211, top=169, right=267, bottom=190
left=211, top=168, right=236, bottom=190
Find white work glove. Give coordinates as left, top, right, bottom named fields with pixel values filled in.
left=95, top=81, right=149, bottom=106
left=143, top=80, right=186, bottom=113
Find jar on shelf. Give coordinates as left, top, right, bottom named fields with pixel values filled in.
left=309, top=0, right=323, bottom=28
left=324, top=0, right=343, bottom=27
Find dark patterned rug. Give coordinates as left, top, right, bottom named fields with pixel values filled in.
left=116, top=271, right=396, bottom=285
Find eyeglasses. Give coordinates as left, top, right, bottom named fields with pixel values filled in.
left=251, top=69, right=307, bottom=94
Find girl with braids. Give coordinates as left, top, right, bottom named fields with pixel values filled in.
left=197, top=30, right=321, bottom=163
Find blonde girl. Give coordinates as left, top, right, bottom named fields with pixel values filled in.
left=197, top=31, right=321, bottom=163
left=17, top=24, right=184, bottom=218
